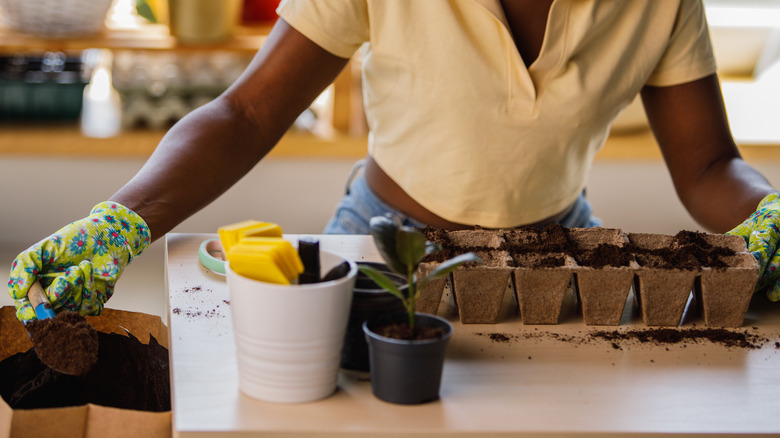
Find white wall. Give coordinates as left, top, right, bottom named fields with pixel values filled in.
left=0, top=156, right=355, bottom=248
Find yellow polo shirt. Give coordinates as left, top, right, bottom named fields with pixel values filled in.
left=277, top=0, right=717, bottom=227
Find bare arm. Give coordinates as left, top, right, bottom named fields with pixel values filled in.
left=640, top=73, right=776, bottom=233
left=110, top=19, right=350, bottom=241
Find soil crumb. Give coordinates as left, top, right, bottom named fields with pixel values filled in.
left=514, top=327, right=772, bottom=350
left=373, top=322, right=445, bottom=340
left=590, top=327, right=769, bottom=349
left=475, top=332, right=517, bottom=343
left=25, top=311, right=98, bottom=376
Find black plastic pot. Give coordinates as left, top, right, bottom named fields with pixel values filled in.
left=340, top=262, right=407, bottom=371
left=363, top=312, right=453, bottom=405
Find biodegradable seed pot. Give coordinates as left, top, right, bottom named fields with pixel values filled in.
left=341, top=262, right=407, bottom=372
left=363, top=312, right=452, bottom=405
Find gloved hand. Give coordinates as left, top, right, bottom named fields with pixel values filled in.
left=7, top=201, right=150, bottom=321
left=727, top=192, right=780, bottom=301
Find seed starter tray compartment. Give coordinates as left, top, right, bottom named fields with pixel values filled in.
left=419, top=226, right=759, bottom=327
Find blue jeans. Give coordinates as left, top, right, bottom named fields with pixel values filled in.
left=323, top=161, right=602, bottom=234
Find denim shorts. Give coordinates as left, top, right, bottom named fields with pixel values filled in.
left=323, top=161, right=602, bottom=234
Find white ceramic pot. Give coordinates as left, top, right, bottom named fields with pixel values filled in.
left=227, top=251, right=357, bottom=403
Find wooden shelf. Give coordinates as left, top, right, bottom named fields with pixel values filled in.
left=0, top=14, right=366, bottom=143
left=594, top=129, right=780, bottom=162
left=0, top=10, right=776, bottom=163
left=0, top=22, right=273, bottom=54
left=0, top=124, right=368, bottom=159
left=3, top=124, right=778, bottom=162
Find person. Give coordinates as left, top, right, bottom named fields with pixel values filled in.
left=7, top=0, right=779, bottom=321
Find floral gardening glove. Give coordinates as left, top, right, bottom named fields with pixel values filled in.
left=727, top=192, right=780, bottom=301
left=7, top=201, right=150, bottom=321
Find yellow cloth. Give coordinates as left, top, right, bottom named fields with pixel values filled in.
left=278, top=0, right=716, bottom=227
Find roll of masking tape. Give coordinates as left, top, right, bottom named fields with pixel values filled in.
left=199, top=238, right=226, bottom=275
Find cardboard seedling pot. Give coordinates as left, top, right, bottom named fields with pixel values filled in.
left=567, top=227, right=627, bottom=250
left=0, top=306, right=170, bottom=438
left=451, top=268, right=513, bottom=323
left=700, top=233, right=751, bottom=253
left=513, top=265, right=574, bottom=325
left=446, top=229, right=504, bottom=249
left=697, top=253, right=759, bottom=327
left=416, top=262, right=448, bottom=315
left=627, top=232, right=674, bottom=253
left=431, top=227, right=760, bottom=327
left=633, top=269, right=698, bottom=326
left=629, top=231, right=757, bottom=327
left=628, top=233, right=693, bottom=326
left=569, top=227, right=633, bottom=325
left=450, top=250, right=513, bottom=324
left=690, top=233, right=756, bottom=327
left=574, top=267, right=634, bottom=326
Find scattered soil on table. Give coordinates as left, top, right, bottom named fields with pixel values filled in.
left=25, top=311, right=99, bottom=376
left=173, top=285, right=230, bottom=319
left=0, top=331, right=170, bottom=412
left=474, top=327, right=773, bottom=350
left=172, top=305, right=228, bottom=319
left=475, top=332, right=517, bottom=343
left=590, top=327, right=769, bottom=349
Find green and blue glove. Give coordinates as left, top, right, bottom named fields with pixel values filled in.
left=7, top=201, right=150, bottom=322
left=727, top=192, right=780, bottom=301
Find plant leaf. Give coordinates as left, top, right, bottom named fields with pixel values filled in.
left=396, top=225, right=427, bottom=273
left=358, top=265, right=405, bottom=301
left=424, top=241, right=442, bottom=258
left=135, top=0, right=157, bottom=23
left=368, top=215, right=405, bottom=274
left=420, top=252, right=483, bottom=287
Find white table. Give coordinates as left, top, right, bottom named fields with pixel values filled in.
left=166, top=233, right=780, bottom=437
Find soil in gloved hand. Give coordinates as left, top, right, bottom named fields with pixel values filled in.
left=0, top=330, right=170, bottom=412
left=25, top=311, right=99, bottom=376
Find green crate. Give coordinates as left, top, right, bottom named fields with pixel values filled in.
left=0, top=79, right=87, bottom=120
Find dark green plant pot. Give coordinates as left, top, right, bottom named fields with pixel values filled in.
left=363, top=312, right=453, bottom=405
left=341, top=262, right=407, bottom=371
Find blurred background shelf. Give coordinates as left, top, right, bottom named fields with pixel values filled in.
left=0, top=22, right=272, bottom=54
left=0, top=0, right=365, bottom=147
left=1, top=0, right=779, bottom=158
left=4, top=123, right=780, bottom=163
left=0, top=125, right=368, bottom=158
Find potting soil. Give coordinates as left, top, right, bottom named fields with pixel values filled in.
left=0, top=330, right=170, bottom=412
left=25, top=311, right=98, bottom=376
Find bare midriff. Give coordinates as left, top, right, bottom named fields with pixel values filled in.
left=364, top=156, right=574, bottom=230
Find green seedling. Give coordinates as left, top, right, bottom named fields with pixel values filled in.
left=360, top=215, right=482, bottom=336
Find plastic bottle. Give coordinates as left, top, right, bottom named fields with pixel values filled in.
left=81, top=50, right=122, bottom=138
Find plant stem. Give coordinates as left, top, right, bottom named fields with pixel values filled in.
left=407, top=267, right=416, bottom=337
